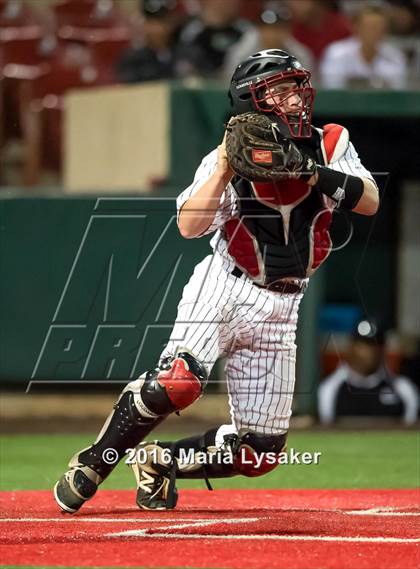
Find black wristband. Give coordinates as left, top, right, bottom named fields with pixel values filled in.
left=316, top=166, right=364, bottom=210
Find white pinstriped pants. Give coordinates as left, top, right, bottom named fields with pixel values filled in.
left=161, top=254, right=305, bottom=435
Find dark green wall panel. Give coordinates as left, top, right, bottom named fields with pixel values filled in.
left=0, top=197, right=209, bottom=383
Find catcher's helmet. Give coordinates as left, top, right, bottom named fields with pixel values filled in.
left=228, top=49, right=315, bottom=138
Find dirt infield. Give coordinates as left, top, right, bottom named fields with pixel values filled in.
left=1, top=489, right=419, bottom=569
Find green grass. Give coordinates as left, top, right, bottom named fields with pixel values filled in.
left=1, top=431, right=419, bottom=491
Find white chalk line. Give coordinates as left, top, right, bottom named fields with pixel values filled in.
left=2, top=515, right=417, bottom=544
left=2, top=507, right=418, bottom=524
left=109, top=518, right=259, bottom=534
left=345, top=507, right=420, bottom=517
left=107, top=531, right=420, bottom=544
left=104, top=511, right=420, bottom=543
left=0, top=516, right=257, bottom=524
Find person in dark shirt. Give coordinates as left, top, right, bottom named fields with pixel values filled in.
left=115, top=0, right=176, bottom=83
left=174, top=0, right=257, bottom=78
left=318, top=320, right=419, bottom=425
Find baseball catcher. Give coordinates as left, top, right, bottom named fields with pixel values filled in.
left=54, top=50, right=379, bottom=513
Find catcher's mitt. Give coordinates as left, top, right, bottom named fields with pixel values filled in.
left=225, top=112, right=316, bottom=182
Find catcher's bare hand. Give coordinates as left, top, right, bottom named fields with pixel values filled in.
left=216, top=132, right=234, bottom=181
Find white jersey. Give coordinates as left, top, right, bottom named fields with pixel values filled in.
left=164, top=128, right=376, bottom=437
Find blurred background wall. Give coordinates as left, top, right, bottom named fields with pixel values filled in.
left=1, top=0, right=419, bottom=422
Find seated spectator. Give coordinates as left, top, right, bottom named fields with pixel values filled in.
left=115, top=0, right=176, bottom=83
left=288, top=0, right=352, bottom=61
left=400, top=338, right=420, bottom=391
left=174, top=0, right=258, bottom=78
left=320, top=4, right=408, bottom=89
left=318, top=320, right=419, bottom=426
left=224, top=2, right=314, bottom=80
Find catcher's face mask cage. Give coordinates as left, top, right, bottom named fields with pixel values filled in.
left=250, top=71, right=315, bottom=138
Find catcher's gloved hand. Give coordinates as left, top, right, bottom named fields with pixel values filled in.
left=225, top=112, right=317, bottom=182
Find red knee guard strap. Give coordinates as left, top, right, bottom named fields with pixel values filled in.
left=157, top=357, right=202, bottom=410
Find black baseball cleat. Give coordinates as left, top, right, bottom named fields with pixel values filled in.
left=132, top=443, right=178, bottom=510
left=54, top=467, right=99, bottom=514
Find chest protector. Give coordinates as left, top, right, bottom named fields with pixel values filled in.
left=223, top=124, right=349, bottom=285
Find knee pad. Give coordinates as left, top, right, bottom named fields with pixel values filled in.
left=78, top=351, right=207, bottom=478
left=133, top=349, right=207, bottom=416
left=234, top=431, right=288, bottom=477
